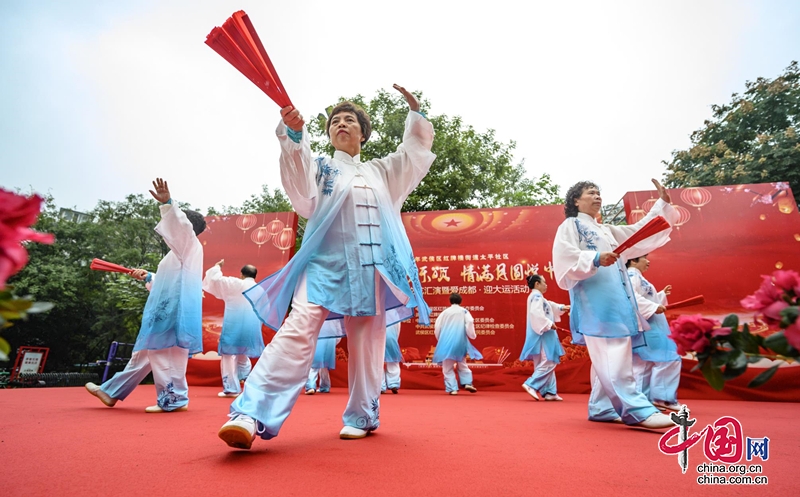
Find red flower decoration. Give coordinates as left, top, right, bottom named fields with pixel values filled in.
left=0, top=189, right=55, bottom=288
left=668, top=314, right=721, bottom=356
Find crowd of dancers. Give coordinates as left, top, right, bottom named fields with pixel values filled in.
left=85, top=83, right=684, bottom=450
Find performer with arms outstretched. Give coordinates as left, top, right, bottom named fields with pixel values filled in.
left=218, top=85, right=435, bottom=449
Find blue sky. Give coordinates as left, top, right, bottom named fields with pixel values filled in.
left=2, top=0, right=799, bottom=213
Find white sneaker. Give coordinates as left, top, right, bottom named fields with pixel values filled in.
left=218, top=413, right=256, bottom=450
left=521, top=384, right=540, bottom=400
left=464, top=384, right=478, bottom=393
left=636, top=412, right=674, bottom=429
left=85, top=382, right=117, bottom=407
left=218, top=392, right=238, bottom=398
left=145, top=405, right=188, bottom=413
left=543, top=394, right=563, bottom=401
left=449, top=391, right=458, bottom=396
left=653, top=401, right=682, bottom=412
left=305, top=388, right=316, bottom=395
left=339, top=426, right=369, bottom=439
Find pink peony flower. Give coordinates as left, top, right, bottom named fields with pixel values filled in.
left=785, top=320, right=800, bottom=351
left=772, top=270, right=800, bottom=294
left=740, top=275, right=783, bottom=312
left=0, top=189, right=55, bottom=288
left=669, top=314, right=721, bottom=356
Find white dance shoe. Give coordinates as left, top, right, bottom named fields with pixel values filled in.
left=145, top=405, right=188, bottom=413
left=636, top=412, right=674, bottom=429
left=521, top=384, right=540, bottom=400
left=85, top=382, right=117, bottom=407
left=218, top=413, right=256, bottom=450
left=339, top=426, right=369, bottom=439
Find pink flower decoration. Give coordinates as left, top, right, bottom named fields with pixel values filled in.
left=669, top=314, right=720, bottom=356
left=0, top=189, right=55, bottom=288
left=785, top=320, right=800, bottom=350
left=772, top=270, right=800, bottom=293
left=740, top=275, right=783, bottom=312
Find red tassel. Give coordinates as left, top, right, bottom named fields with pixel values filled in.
left=614, top=216, right=671, bottom=255
left=665, top=295, right=705, bottom=310
left=90, top=258, right=133, bottom=274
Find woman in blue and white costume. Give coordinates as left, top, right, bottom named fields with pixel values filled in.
left=306, top=322, right=342, bottom=394
left=432, top=293, right=482, bottom=395
left=218, top=85, right=434, bottom=449
left=519, top=274, right=568, bottom=401
left=381, top=322, right=403, bottom=394
left=202, top=259, right=265, bottom=398
left=626, top=254, right=683, bottom=411
left=552, top=179, right=678, bottom=429
left=85, top=178, right=205, bottom=413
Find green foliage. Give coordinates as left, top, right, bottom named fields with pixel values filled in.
left=664, top=61, right=800, bottom=202
left=5, top=194, right=167, bottom=370
left=307, top=88, right=561, bottom=212
left=207, top=185, right=292, bottom=215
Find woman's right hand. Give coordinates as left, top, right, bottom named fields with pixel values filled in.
left=598, top=252, right=619, bottom=267
left=281, top=105, right=304, bottom=132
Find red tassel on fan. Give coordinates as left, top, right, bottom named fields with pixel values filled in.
left=90, top=258, right=133, bottom=274
left=205, top=10, right=292, bottom=108
left=665, top=295, right=705, bottom=311
left=614, top=216, right=671, bottom=255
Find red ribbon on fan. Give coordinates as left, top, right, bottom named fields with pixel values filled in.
left=90, top=258, right=133, bottom=275
left=614, top=216, right=671, bottom=255
left=205, top=10, right=292, bottom=108
left=665, top=295, right=705, bottom=311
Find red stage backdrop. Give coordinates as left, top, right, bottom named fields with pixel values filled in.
left=189, top=183, right=800, bottom=400
left=196, top=212, right=298, bottom=355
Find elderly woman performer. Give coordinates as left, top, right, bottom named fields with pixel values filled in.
left=218, top=85, right=435, bottom=449
left=552, top=179, right=678, bottom=429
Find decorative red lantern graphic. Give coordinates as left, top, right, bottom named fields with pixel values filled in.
left=680, top=187, right=712, bottom=210
left=236, top=214, right=257, bottom=240
left=273, top=227, right=294, bottom=252
left=629, top=209, right=646, bottom=223
left=642, top=198, right=658, bottom=213
left=673, top=205, right=691, bottom=229
left=251, top=226, right=271, bottom=253
left=266, top=218, right=285, bottom=236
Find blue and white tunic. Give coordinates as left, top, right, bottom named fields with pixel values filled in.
left=519, top=290, right=566, bottom=363
left=202, top=265, right=265, bottom=358
left=628, top=267, right=681, bottom=363
left=245, top=111, right=436, bottom=335
left=432, top=304, right=483, bottom=363
left=134, top=203, right=203, bottom=354
left=552, top=199, right=677, bottom=346
left=384, top=323, right=403, bottom=363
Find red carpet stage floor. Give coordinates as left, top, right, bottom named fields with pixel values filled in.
left=1, top=387, right=797, bottom=496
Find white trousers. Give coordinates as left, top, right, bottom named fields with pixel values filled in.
left=632, top=355, right=681, bottom=404
left=100, top=345, right=189, bottom=410
left=220, top=354, right=252, bottom=394
left=306, top=367, right=331, bottom=392
left=584, top=336, right=658, bottom=424
left=382, top=362, right=401, bottom=391
left=523, top=348, right=559, bottom=395
left=230, top=274, right=386, bottom=438
left=442, top=359, right=473, bottom=393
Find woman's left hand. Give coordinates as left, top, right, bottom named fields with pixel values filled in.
left=393, top=84, right=420, bottom=112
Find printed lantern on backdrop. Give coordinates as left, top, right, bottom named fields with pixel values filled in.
left=680, top=187, right=712, bottom=221
left=266, top=218, right=284, bottom=237
left=250, top=226, right=271, bottom=253
left=629, top=192, right=647, bottom=223
left=672, top=205, right=691, bottom=230
left=235, top=214, right=257, bottom=241
left=273, top=227, right=294, bottom=253
left=205, top=11, right=292, bottom=108
left=642, top=197, right=659, bottom=214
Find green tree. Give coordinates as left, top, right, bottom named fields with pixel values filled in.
left=307, top=89, right=561, bottom=211
left=207, top=185, right=292, bottom=215
left=664, top=61, right=800, bottom=202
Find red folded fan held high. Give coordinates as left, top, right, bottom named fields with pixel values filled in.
left=614, top=216, right=671, bottom=256
left=90, top=258, right=133, bottom=275
left=665, top=295, right=705, bottom=311
left=205, top=10, right=292, bottom=109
